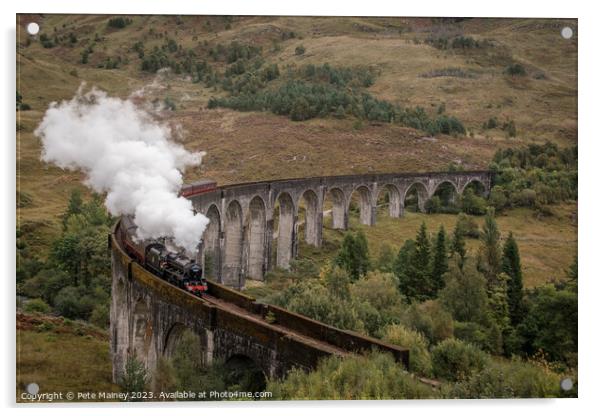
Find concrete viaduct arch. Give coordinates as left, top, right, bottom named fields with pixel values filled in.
left=190, top=171, right=491, bottom=288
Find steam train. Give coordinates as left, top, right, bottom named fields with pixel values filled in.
left=119, top=215, right=208, bottom=297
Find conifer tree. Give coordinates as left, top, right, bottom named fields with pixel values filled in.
left=478, top=208, right=502, bottom=291
left=414, top=222, right=431, bottom=273
left=431, top=225, right=448, bottom=295
left=451, top=216, right=467, bottom=266
left=502, top=232, right=525, bottom=325
left=335, top=230, right=370, bottom=281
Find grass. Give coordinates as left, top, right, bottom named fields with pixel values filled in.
left=16, top=313, right=118, bottom=402
left=295, top=203, right=577, bottom=288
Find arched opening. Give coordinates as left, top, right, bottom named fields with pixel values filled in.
left=403, top=182, right=428, bottom=213
left=223, top=200, right=243, bottom=287
left=463, top=179, right=487, bottom=197
left=348, top=185, right=374, bottom=226
left=376, top=184, right=402, bottom=219
left=163, top=323, right=190, bottom=358
left=273, top=192, right=295, bottom=269
left=298, top=189, right=320, bottom=247
left=224, top=354, right=267, bottom=393
left=203, top=205, right=221, bottom=280
left=323, top=188, right=347, bottom=230
left=132, top=300, right=151, bottom=361
left=246, top=196, right=266, bottom=280
left=428, top=181, right=459, bottom=213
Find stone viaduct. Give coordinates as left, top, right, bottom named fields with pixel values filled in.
left=109, top=222, right=409, bottom=385
left=190, top=171, right=492, bottom=288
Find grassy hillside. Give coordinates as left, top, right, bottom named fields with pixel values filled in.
left=16, top=312, right=117, bottom=401
left=296, top=203, right=577, bottom=289
left=17, top=15, right=577, bottom=256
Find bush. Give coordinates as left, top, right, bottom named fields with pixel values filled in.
left=54, top=286, right=95, bottom=320
left=455, top=213, right=480, bottom=238
left=505, top=63, right=526, bottom=76
left=108, top=17, right=133, bottom=29
left=432, top=338, right=489, bottom=381
left=447, top=358, right=563, bottom=398
left=383, top=325, right=432, bottom=376
left=267, top=352, right=437, bottom=400
left=23, top=298, right=51, bottom=314
left=461, top=188, right=487, bottom=215
left=424, top=196, right=442, bottom=213
left=488, top=185, right=508, bottom=211
left=90, top=304, right=109, bottom=328
left=401, top=300, right=454, bottom=345
left=295, top=45, right=306, bottom=55
left=118, top=356, right=148, bottom=399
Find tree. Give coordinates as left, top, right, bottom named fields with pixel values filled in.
left=62, top=189, right=83, bottom=229
left=169, top=329, right=230, bottom=396
left=451, top=216, right=467, bottom=266
left=478, top=208, right=502, bottom=291
left=323, top=265, right=351, bottom=300
left=290, top=97, right=311, bottom=121
left=414, top=222, right=431, bottom=275
left=440, top=258, right=489, bottom=323
left=119, top=356, right=149, bottom=399
left=518, top=285, right=578, bottom=365
left=431, top=225, right=448, bottom=294
left=394, top=223, right=435, bottom=302
left=334, top=231, right=370, bottom=281
left=502, top=232, right=525, bottom=325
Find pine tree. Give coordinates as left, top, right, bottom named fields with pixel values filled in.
left=414, top=222, right=431, bottom=272
left=478, top=208, right=502, bottom=291
left=394, top=239, right=418, bottom=300
left=451, top=216, right=467, bottom=266
left=334, top=231, right=370, bottom=281
left=412, top=222, right=432, bottom=299
left=502, top=232, right=525, bottom=325
left=62, top=188, right=83, bottom=229
left=431, top=225, right=448, bottom=295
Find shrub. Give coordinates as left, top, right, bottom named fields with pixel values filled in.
left=383, top=324, right=432, bottom=376
left=502, top=120, right=517, bottom=137
left=108, top=17, right=133, bottom=29
left=267, top=352, right=437, bottom=400
left=432, top=338, right=489, bottom=381
left=295, top=45, right=306, bottom=55
left=505, top=63, right=526, bottom=76
left=54, top=286, right=95, bottom=320
left=23, top=298, right=51, bottom=314
left=424, top=196, right=442, bottom=213
left=455, top=213, right=480, bottom=238
left=447, top=358, right=563, bottom=398
left=90, top=304, right=109, bottom=328
left=118, top=356, right=148, bottom=399
left=401, top=300, right=454, bottom=345
left=461, top=188, right=487, bottom=215
left=350, top=271, right=404, bottom=329
left=488, top=185, right=508, bottom=211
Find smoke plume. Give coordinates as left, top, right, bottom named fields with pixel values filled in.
left=35, top=85, right=209, bottom=254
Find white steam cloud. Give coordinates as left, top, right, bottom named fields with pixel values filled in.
left=35, top=85, right=209, bottom=254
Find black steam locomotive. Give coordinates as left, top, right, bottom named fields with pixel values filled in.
left=119, top=216, right=208, bottom=297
